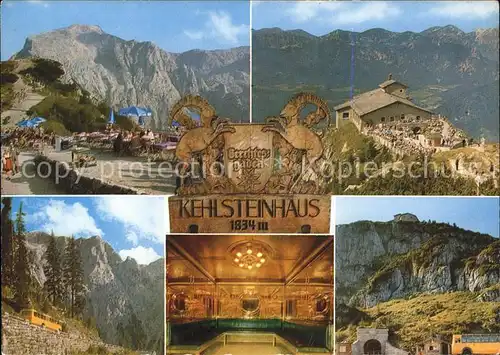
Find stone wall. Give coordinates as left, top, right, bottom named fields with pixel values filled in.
left=351, top=328, right=408, bottom=355
left=33, top=155, right=142, bottom=195
left=1, top=313, right=127, bottom=355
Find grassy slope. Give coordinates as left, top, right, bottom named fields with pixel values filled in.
left=336, top=292, right=500, bottom=350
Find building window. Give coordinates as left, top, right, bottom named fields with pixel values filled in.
left=400, top=114, right=405, bottom=119
left=416, top=116, right=420, bottom=120
left=400, top=89, right=403, bottom=93
left=429, top=346, right=434, bottom=351
left=381, top=117, right=386, bottom=123
left=342, top=112, right=349, bottom=119
left=390, top=116, right=394, bottom=122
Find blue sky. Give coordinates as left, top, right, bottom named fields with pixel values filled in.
left=1, top=1, right=250, bottom=60
left=336, top=197, right=500, bottom=237
left=252, top=1, right=499, bottom=35
left=7, top=196, right=166, bottom=264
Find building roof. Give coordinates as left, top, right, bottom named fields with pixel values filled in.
left=379, top=79, right=408, bottom=89
left=425, top=132, right=442, bottom=139
left=334, top=88, right=432, bottom=116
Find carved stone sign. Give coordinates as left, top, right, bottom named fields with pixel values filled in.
left=168, top=93, right=332, bottom=233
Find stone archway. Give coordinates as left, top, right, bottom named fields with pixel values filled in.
left=364, top=339, right=382, bottom=355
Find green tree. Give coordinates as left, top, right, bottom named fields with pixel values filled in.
left=1, top=197, right=15, bottom=287
left=44, top=231, right=64, bottom=306
left=116, top=313, right=147, bottom=350
left=63, top=236, right=85, bottom=317
left=13, top=202, right=31, bottom=307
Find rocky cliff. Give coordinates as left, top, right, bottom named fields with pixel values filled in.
left=335, top=218, right=499, bottom=307
left=13, top=24, right=249, bottom=128
left=25, top=232, right=164, bottom=353
left=253, top=26, right=499, bottom=140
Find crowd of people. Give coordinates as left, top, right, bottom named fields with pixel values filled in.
left=2, top=126, right=55, bottom=150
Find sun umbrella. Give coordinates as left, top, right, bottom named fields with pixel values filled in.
left=30, top=117, right=46, bottom=124
left=16, top=120, right=37, bottom=128
left=108, top=108, right=115, bottom=124
left=118, top=106, right=152, bottom=117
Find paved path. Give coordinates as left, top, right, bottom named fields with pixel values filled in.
left=1, top=77, right=45, bottom=128
left=1, top=149, right=177, bottom=195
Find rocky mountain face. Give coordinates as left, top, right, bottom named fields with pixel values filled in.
left=253, top=26, right=499, bottom=140
left=335, top=217, right=499, bottom=308
left=14, top=24, right=249, bottom=128
left=25, top=232, right=164, bottom=353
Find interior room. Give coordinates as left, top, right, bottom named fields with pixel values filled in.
left=166, top=234, right=334, bottom=355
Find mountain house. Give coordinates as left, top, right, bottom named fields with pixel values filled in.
left=393, top=213, right=419, bottom=223
left=334, top=75, right=432, bottom=130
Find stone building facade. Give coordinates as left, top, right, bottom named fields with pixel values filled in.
left=334, top=77, right=432, bottom=130
left=351, top=328, right=408, bottom=355
left=393, top=213, right=419, bottom=223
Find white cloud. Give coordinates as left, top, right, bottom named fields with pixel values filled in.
left=94, top=196, right=165, bottom=245
left=286, top=1, right=344, bottom=23
left=184, top=30, right=205, bottom=40
left=285, top=1, right=401, bottom=25
left=126, top=230, right=139, bottom=246
left=428, top=1, right=498, bottom=19
left=27, top=200, right=103, bottom=237
left=184, top=10, right=248, bottom=44
left=331, top=2, right=402, bottom=25
left=119, top=246, right=161, bottom=265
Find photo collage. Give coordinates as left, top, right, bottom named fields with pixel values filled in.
left=1, top=1, right=499, bottom=355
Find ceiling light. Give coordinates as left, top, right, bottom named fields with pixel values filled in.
left=232, top=242, right=268, bottom=271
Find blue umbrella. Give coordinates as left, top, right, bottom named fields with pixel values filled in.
left=108, top=108, right=115, bottom=124
left=16, top=120, right=37, bottom=128
left=118, top=106, right=152, bottom=117
left=30, top=117, right=46, bottom=124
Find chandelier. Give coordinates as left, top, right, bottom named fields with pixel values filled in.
left=233, top=242, right=266, bottom=270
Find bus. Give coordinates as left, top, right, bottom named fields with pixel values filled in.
left=452, top=334, right=500, bottom=355
left=20, top=309, right=62, bottom=332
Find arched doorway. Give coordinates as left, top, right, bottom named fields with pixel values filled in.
left=364, top=339, right=382, bottom=355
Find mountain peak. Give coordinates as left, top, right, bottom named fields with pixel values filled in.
left=423, top=25, right=465, bottom=36
left=64, top=24, right=104, bottom=35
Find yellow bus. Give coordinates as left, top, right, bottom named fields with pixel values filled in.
left=452, top=334, right=500, bottom=355
left=20, top=309, right=62, bottom=332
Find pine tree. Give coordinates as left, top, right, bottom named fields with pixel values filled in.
left=1, top=197, right=15, bottom=287
left=13, top=202, right=31, bottom=307
left=44, top=231, right=64, bottom=306
left=63, top=236, right=85, bottom=317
